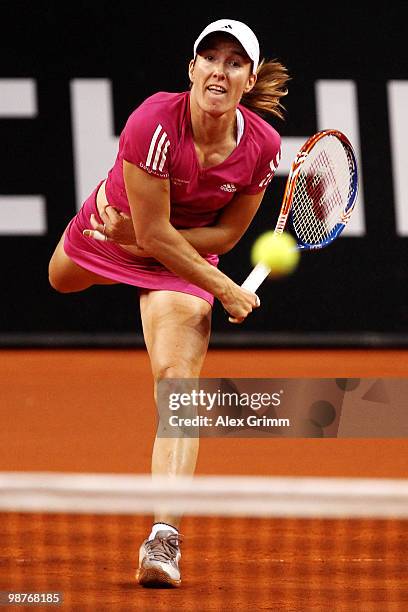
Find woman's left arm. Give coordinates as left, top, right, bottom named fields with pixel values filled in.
left=179, top=189, right=266, bottom=254
left=86, top=189, right=266, bottom=256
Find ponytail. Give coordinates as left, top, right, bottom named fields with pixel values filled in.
left=241, top=59, right=290, bottom=120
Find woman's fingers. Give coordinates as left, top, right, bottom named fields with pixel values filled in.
left=223, top=289, right=261, bottom=324
left=99, top=205, right=116, bottom=227
left=83, top=228, right=107, bottom=240
left=228, top=316, right=245, bottom=324
left=90, top=214, right=103, bottom=230
left=94, top=207, right=135, bottom=244
left=83, top=214, right=108, bottom=240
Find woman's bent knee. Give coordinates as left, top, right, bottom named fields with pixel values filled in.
left=48, top=272, right=80, bottom=293
left=48, top=267, right=81, bottom=293
left=48, top=232, right=113, bottom=293
left=48, top=252, right=90, bottom=294
left=156, top=363, right=197, bottom=381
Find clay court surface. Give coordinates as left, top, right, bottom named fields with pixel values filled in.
left=1, top=349, right=407, bottom=610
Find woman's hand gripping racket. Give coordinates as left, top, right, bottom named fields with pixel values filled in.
left=242, top=129, right=358, bottom=295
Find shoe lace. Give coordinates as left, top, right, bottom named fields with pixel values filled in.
left=145, top=534, right=181, bottom=563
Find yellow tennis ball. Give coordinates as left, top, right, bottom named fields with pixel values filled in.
left=251, top=231, right=300, bottom=277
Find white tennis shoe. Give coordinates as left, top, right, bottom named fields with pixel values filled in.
left=136, top=530, right=181, bottom=587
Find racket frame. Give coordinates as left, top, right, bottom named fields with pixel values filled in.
left=242, top=129, right=358, bottom=292
left=286, top=129, right=358, bottom=250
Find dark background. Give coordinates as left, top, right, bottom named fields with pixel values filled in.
left=1, top=1, right=407, bottom=346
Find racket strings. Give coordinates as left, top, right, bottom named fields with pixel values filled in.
left=309, top=150, right=342, bottom=217
left=292, top=184, right=337, bottom=245
left=297, top=151, right=343, bottom=240
left=291, top=136, right=353, bottom=245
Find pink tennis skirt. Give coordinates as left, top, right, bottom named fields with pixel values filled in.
left=63, top=183, right=218, bottom=305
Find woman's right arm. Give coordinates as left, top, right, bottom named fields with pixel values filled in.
left=123, top=160, right=259, bottom=322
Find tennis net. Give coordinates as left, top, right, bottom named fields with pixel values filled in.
left=1, top=473, right=407, bottom=611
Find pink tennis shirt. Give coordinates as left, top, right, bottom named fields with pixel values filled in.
left=64, top=91, right=281, bottom=305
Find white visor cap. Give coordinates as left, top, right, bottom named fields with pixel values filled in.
left=194, top=19, right=260, bottom=74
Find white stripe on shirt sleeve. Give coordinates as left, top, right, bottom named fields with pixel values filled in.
left=146, top=124, right=163, bottom=168
left=152, top=131, right=168, bottom=170
left=158, top=140, right=170, bottom=172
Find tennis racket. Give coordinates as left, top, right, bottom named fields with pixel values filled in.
left=242, top=129, right=358, bottom=293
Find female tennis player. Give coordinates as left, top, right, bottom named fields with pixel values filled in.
left=48, top=18, right=288, bottom=587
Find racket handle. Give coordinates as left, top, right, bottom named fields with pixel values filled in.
left=226, top=262, right=266, bottom=323
left=241, top=262, right=271, bottom=292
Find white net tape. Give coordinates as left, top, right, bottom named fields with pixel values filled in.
left=1, top=473, right=408, bottom=518
left=292, top=135, right=355, bottom=245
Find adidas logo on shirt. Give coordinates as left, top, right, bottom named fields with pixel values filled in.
left=220, top=183, right=237, bottom=192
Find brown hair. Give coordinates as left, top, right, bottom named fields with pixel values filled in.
left=241, top=58, right=290, bottom=120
